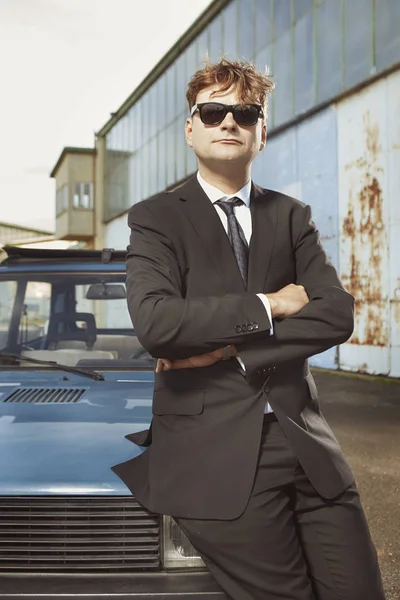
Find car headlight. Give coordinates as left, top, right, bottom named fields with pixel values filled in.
left=162, top=515, right=205, bottom=569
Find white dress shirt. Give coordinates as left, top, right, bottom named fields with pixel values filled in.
left=197, top=171, right=273, bottom=414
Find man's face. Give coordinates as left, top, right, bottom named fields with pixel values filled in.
left=185, top=84, right=267, bottom=170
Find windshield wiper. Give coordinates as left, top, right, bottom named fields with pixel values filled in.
left=0, top=352, right=104, bottom=381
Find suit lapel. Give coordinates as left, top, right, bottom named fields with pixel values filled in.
left=177, top=176, right=278, bottom=294
left=178, top=176, right=246, bottom=291
left=247, top=183, right=278, bottom=293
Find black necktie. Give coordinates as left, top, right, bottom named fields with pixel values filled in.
left=215, top=197, right=249, bottom=286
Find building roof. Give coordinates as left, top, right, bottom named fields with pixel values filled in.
left=0, top=221, right=54, bottom=247
left=50, top=146, right=96, bottom=178
left=96, top=0, right=230, bottom=138
left=0, top=221, right=53, bottom=236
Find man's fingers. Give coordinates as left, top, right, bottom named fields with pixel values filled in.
left=156, top=359, right=172, bottom=373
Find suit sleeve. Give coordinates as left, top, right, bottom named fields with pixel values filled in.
left=125, top=201, right=271, bottom=359
left=236, top=204, right=354, bottom=382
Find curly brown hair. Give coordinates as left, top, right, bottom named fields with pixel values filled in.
left=186, top=57, right=275, bottom=119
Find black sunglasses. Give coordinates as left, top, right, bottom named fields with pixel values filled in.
left=190, top=102, right=263, bottom=127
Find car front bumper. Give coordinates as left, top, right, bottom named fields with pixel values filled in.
left=0, top=571, right=227, bottom=599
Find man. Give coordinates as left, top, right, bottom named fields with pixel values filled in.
left=112, top=59, right=385, bottom=600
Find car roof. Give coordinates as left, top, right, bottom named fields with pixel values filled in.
left=0, top=246, right=127, bottom=266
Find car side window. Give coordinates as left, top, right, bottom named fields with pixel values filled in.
left=0, top=280, right=17, bottom=349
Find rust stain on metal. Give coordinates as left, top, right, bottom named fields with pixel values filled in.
left=393, top=283, right=400, bottom=325
left=364, top=111, right=380, bottom=160
left=391, top=297, right=400, bottom=325
left=342, top=111, right=389, bottom=347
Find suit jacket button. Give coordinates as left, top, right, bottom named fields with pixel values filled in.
left=242, top=324, right=248, bottom=332
left=235, top=325, right=242, bottom=333
left=253, top=323, right=259, bottom=330
left=247, top=324, right=254, bottom=331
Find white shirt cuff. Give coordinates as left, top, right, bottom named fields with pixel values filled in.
left=256, top=293, right=274, bottom=335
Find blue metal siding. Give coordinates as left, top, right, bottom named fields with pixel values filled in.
left=297, top=109, right=339, bottom=368
left=253, top=107, right=339, bottom=368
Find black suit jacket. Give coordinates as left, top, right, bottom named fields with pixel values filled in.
left=111, top=175, right=355, bottom=519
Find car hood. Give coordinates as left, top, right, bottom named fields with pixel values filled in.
left=0, top=370, right=153, bottom=495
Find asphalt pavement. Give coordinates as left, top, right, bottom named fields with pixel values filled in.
left=313, top=369, right=400, bottom=600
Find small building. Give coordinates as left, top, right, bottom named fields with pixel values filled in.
left=0, top=221, right=54, bottom=247
left=50, top=147, right=96, bottom=247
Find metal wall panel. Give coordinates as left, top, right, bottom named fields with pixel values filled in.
left=252, top=127, right=298, bottom=196
left=253, top=107, right=339, bottom=368
left=104, top=214, right=130, bottom=251
left=387, top=71, right=400, bottom=377
left=337, top=77, right=392, bottom=375
left=297, top=109, right=339, bottom=369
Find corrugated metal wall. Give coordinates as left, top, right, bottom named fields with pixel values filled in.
left=253, top=107, right=339, bottom=369
left=254, top=70, right=400, bottom=376
left=338, top=70, right=400, bottom=377
left=388, top=72, right=400, bottom=377
left=104, top=214, right=130, bottom=251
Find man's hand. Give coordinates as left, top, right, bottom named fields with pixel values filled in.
left=266, top=284, right=309, bottom=319
left=156, top=347, right=236, bottom=373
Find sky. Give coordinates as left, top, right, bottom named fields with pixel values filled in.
left=0, top=0, right=212, bottom=233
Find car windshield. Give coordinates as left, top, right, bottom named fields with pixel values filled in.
left=0, top=270, right=153, bottom=370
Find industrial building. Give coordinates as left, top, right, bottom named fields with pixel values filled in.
left=50, top=0, right=400, bottom=377
left=0, top=222, right=54, bottom=247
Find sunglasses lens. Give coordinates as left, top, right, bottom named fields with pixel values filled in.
left=234, top=105, right=260, bottom=126
left=199, top=103, right=226, bottom=124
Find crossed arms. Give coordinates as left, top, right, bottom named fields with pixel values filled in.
left=126, top=200, right=354, bottom=382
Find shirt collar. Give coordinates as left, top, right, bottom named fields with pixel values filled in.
left=197, top=171, right=251, bottom=207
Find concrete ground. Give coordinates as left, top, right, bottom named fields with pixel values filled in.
left=313, top=369, right=400, bottom=600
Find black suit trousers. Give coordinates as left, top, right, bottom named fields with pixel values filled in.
left=175, top=417, right=385, bottom=600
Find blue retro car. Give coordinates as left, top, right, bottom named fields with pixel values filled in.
left=0, top=246, right=223, bottom=599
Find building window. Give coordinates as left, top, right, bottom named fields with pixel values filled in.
left=294, top=10, right=315, bottom=114
left=254, top=0, right=271, bottom=56
left=375, top=0, right=400, bottom=72
left=222, top=0, right=237, bottom=59
left=273, top=30, right=293, bottom=126
left=293, top=0, right=313, bottom=23
left=316, top=0, right=342, bottom=103
left=73, top=183, right=93, bottom=209
left=56, top=184, right=68, bottom=216
left=185, top=40, right=198, bottom=95
left=238, top=0, right=254, bottom=60
left=272, top=0, right=292, bottom=40
left=207, top=14, right=223, bottom=62
left=343, top=0, right=373, bottom=89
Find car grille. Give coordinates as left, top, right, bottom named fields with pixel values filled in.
left=0, top=497, right=161, bottom=572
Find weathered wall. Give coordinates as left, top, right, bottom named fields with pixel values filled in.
left=104, top=213, right=130, bottom=251
left=338, top=69, right=400, bottom=376
left=253, top=106, right=339, bottom=369
left=253, top=69, right=400, bottom=376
